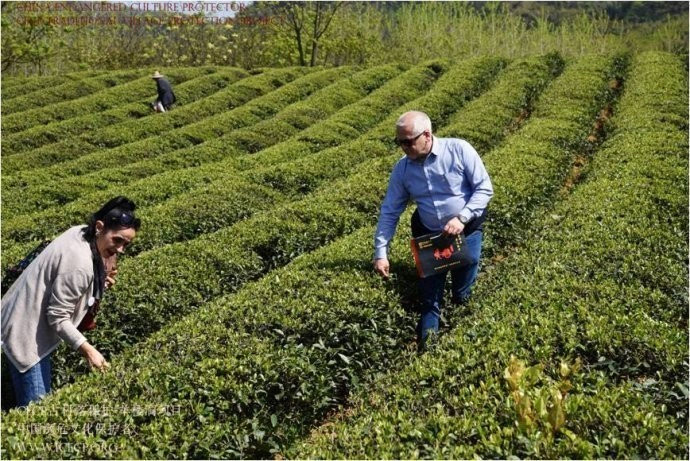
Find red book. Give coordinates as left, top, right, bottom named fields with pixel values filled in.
left=410, top=232, right=464, bottom=278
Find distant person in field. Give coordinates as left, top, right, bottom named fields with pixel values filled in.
left=151, top=70, right=176, bottom=112
left=373, top=111, right=493, bottom=349
left=1, top=197, right=140, bottom=408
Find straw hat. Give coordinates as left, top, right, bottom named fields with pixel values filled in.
left=151, top=71, right=164, bottom=79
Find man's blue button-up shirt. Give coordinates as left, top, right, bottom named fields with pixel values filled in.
left=374, top=136, right=493, bottom=260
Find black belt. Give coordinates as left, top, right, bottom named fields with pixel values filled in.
left=411, top=208, right=487, bottom=238
left=462, top=209, right=487, bottom=236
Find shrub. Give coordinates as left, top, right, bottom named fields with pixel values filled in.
left=28, top=56, right=503, bottom=388
left=2, top=70, right=108, bottom=99
left=1, top=67, right=313, bottom=218
left=291, top=51, right=688, bottom=460
left=0, top=56, right=571, bottom=459
left=2, top=68, right=250, bottom=159
left=0, top=63, right=421, bottom=248
left=2, top=69, right=144, bottom=118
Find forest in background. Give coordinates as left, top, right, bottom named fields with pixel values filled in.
left=2, top=1, right=689, bottom=76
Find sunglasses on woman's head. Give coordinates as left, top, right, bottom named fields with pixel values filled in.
left=106, top=211, right=139, bottom=228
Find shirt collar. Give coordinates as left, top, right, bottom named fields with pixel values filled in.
left=429, top=135, right=442, bottom=157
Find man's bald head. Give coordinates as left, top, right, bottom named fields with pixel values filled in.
left=396, top=111, right=432, bottom=136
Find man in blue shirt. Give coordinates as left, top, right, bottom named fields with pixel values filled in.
left=373, top=111, right=493, bottom=348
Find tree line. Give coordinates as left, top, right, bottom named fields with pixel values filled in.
left=2, top=1, right=688, bottom=76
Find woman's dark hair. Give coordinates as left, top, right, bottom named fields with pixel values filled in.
left=83, top=196, right=141, bottom=241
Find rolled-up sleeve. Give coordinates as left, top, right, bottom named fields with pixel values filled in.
left=374, top=163, right=409, bottom=260
left=46, top=270, right=89, bottom=351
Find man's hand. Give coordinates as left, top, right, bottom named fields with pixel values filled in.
left=443, top=217, right=465, bottom=236
left=373, top=258, right=390, bottom=279
left=79, top=342, right=110, bottom=372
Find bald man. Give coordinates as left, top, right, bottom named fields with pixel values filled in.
left=373, top=111, right=493, bottom=349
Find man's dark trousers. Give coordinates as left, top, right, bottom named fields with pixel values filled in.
left=411, top=209, right=483, bottom=342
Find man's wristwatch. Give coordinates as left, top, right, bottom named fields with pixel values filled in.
left=459, top=214, right=470, bottom=225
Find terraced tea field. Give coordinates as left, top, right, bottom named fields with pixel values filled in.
left=1, top=52, right=687, bottom=458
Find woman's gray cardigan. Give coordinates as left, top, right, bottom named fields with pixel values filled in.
left=1, top=226, right=94, bottom=372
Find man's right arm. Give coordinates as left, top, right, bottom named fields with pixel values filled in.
left=373, top=164, right=408, bottom=276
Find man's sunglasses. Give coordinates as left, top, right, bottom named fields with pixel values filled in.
left=394, top=131, right=425, bottom=147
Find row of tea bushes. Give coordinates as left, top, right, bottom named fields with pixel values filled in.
left=0, top=57, right=574, bottom=458
left=42, top=57, right=503, bottom=385
left=77, top=53, right=627, bottom=457
left=242, top=54, right=560, bottom=214
left=4, top=71, right=172, bottom=140
left=477, top=53, right=626, bottom=255
left=1, top=70, right=157, bottom=135
left=2, top=67, right=316, bottom=217
left=0, top=63, right=616, bottom=454
left=2, top=68, right=251, bottom=159
left=2, top=70, right=110, bottom=98
left=291, top=51, right=688, bottom=460
left=2, top=69, right=145, bottom=119
left=0, top=64, right=411, bottom=248
left=52, top=62, right=411, bottom=190
left=441, top=53, right=564, bottom=153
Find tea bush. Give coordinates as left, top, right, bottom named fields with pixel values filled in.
left=2, top=67, right=313, bottom=217
left=0, top=64, right=410, bottom=248
left=1, top=53, right=685, bottom=460
left=2, top=68, right=250, bottom=159
left=2, top=70, right=109, bottom=99
left=2, top=69, right=144, bottom=119
left=41, top=56, right=503, bottom=386
left=292, top=51, right=688, bottom=460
